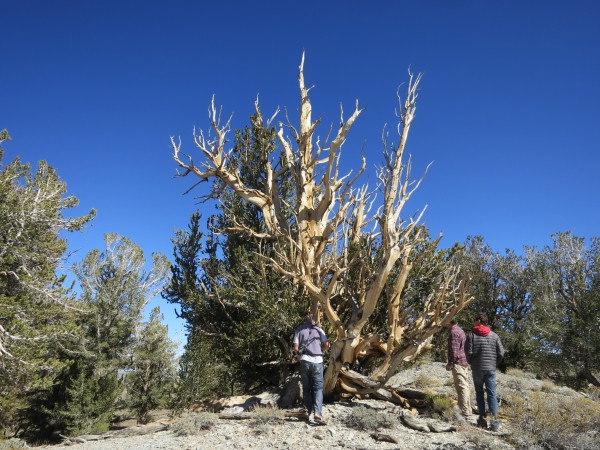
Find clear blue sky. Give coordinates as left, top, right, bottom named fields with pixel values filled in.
left=3, top=1, right=599, bottom=347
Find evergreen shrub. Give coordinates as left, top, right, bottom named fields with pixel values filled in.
left=342, top=406, right=397, bottom=431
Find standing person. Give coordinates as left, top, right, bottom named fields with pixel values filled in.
left=293, top=314, right=330, bottom=423
left=466, top=312, right=505, bottom=432
left=444, top=319, right=472, bottom=421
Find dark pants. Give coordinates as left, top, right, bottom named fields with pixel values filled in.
left=472, top=368, right=498, bottom=417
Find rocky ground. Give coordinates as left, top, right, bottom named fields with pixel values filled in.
left=28, top=362, right=594, bottom=450
left=36, top=407, right=510, bottom=450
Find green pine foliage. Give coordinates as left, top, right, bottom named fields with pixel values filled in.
left=174, top=331, right=229, bottom=408
left=526, top=232, right=600, bottom=387
left=454, top=236, right=536, bottom=370
left=0, top=132, right=95, bottom=435
left=456, top=232, right=600, bottom=388
left=126, top=307, right=177, bottom=424
left=46, top=234, right=170, bottom=435
left=164, top=114, right=308, bottom=402
left=3, top=121, right=598, bottom=441
left=47, top=359, right=122, bottom=436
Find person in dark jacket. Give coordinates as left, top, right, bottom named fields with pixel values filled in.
left=466, top=312, right=504, bottom=431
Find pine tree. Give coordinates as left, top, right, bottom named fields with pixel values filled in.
left=171, top=61, right=471, bottom=394
left=126, top=307, right=177, bottom=424
left=0, top=130, right=95, bottom=434
left=526, top=232, right=600, bottom=386
left=164, top=114, right=307, bottom=400
left=456, top=236, right=535, bottom=369
left=163, top=211, right=231, bottom=402
left=49, top=234, right=170, bottom=435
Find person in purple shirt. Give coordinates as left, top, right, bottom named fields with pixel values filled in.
left=293, top=314, right=330, bottom=423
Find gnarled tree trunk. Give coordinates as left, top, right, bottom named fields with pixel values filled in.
left=172, top=54, right=471, bottom=396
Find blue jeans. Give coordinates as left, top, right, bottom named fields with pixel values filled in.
left=300, top=360, right=324, bottom=416
left=472, top=369, right=498, bottom=417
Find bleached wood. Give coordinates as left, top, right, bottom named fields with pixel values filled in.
left=172, top=56, right=472, bottom=396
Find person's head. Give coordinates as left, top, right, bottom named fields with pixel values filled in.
left=473, top=312, right=488, bottom=325
left=306, top=314, right=316, bottom=326
left=444, top=318, right=458, bottom=328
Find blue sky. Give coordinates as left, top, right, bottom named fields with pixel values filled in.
left=3, top=1, right=599, bottom=347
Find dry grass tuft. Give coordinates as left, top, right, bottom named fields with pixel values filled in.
left=504, top=391, right=600, bottom=450
left=424, top=391, right=454, bottom=421
left=170, top=412, right=218, bottom=436
left=585, top=385, right=600, bottom=401
left=540, top=379, right=556, bottom=392
left=0, top=439, right=28, bottom=450
left=506, top=368, right=525, bottom=378
left=414, top=373, right=442, bottom=389
left=248, top=405, right=286, bottom=426
left=468, top=431, right=498, bottom=449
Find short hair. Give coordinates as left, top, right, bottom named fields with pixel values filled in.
left=450, top=318, right=458, bottom=325
left=474, top=312, right=488, bottom=325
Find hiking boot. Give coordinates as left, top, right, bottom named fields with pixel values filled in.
left=476, top=416, right=488, bottom=429
left=314, top=413, right=326, bottom=424
left=490, top=419, right=500, bottom=432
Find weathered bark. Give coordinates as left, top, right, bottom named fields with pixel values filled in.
left=279, top=372, right=302, bottom=409
left=582, top=367, right=600, bottom=387
left=400, top=411, right=430, bottom=432
left=173, top=54, right=472, bottom=397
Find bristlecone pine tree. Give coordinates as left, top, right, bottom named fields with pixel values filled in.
left=0, top=129, right=95, bottom=433
left=171, top=56, right=471, bottom=396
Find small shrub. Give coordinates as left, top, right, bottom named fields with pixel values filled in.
left=504, top=376, right=524, bottom=391
left=424, top=392, right=454, bottom=421
left=170, top=412, right=218, bottom=436
left=0, top=439, right=28, bottom=450
left=413, top=352, right=435, bottom=367
left=248, top=406, right=285, bottom=426
left=540, top=379, right=556, bottom=393
left=468, top=432, right=496, bottom=450
left=570, top=397, right=600, bottom=431
left=414, top=373, right=440, bottom=389
left=506, top=368, right=525, bottom=378
left=343, top=405, right=397, bottom=431
left=505, top=391, right=600, bottom=450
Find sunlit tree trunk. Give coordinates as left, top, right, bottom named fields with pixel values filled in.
left=172, top=55, right=471, bottom=395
